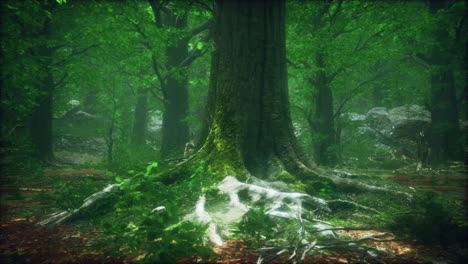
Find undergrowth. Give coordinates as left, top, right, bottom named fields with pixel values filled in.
left=95, top=161, right=216, bottom=263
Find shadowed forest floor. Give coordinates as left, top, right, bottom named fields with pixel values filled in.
left=1, top=166, right=466, bottom=264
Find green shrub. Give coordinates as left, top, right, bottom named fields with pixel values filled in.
left=1, top=137, right=43, bottom=185
left=111, top=144, right=157, bottom=174
left=387, top=191, right=467, bottom=248
left=98, top=162, right=215, bottom=263
left=234, top=206, right=278, bottom=247
left=46, top=179, right=108, bottom=210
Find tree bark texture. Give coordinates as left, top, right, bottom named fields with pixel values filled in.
left=188, top=0, right=315, bottom=179
left=30, top=74, right=54, bottom=163
left=427, top=0, right=463, bottom=163
left=153, top=6, right=190, bottom=159
left=29, top=14, right=55, bottom=163
left=311, top=53, right=337, bottom=166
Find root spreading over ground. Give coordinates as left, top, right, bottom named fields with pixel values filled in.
left=38, top=172, right=413, bottom=263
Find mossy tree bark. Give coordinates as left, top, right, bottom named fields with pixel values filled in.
left=162, top=0, right=411, bottom=200
left=183, top=0, right=316, bottom=179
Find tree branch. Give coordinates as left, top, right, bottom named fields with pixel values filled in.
left=189, top=19, right=213, bottom=38
left=54, top=73, right=69, bottom=89
left=334, top=77, right=381, bottom=119
left=328, top=0, right=343, bottom=25
left=354, top=28, right=385, bottom=52
left=52, top=44, right=98, bottom=66
left=149, top=86, right=165, bottom=103
left=151, top=54, right=167, bottom=99
left=287, top=58, right=312, bottom=70
left=411, top=54, right=431, bottom=70
left=328, top=62, right=357, bottom=83
left=190, top=0, right=214, bottom=13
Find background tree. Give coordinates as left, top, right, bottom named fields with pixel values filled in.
left=287, top=1, right=403, bottom=165
left=425, top=0, right=465, bottom=163
left=123, top=0, right=212, bottom=159
left=1, top=0, right=98, bottom=163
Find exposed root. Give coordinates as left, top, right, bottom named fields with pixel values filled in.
left=38, top=182, right=124, bottom=226
left=328, top=199, right=381, bottom=214
left=39, top=172, right=411, bottom=264
left=190, top=194, right=223, bottom=246
left=191, top=176, right=392, bottom=247
left=312, top=167, right=413, bottom=200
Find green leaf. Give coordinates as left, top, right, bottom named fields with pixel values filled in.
left=115, top=176, right=123, bottom=183
left=196, top=42, right=204, bottom=50
left=145, top=162, right=159, bottom=176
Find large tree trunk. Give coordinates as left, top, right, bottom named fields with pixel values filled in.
left=160, top=0, right=411, bottom=201
left=185, top=0, right=314, bottom=179
left=311, top=53, right=337, bottom=166
left=131, top=88, right=148, bottom=145
left=427, top=0, right=462, bottom=163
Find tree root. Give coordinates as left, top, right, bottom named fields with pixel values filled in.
left=311, top=167, right=413, bottom=200
left=38, top=182, right=124, bottom=226
left=38, top=172, right=411, bottom=264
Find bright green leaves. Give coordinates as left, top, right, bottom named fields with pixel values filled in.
left=114, top=176, right=123, bottom=183
left=145, top=162, right=159, bottom=177
left=234, top=207, right=278, bottom=247
left=98, top=161, right=215, bottom=263
left=196, top=42, right=205, bottom=50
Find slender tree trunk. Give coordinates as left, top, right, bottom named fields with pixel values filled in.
left=30, top=21, right=55, bottom=163
left=311, top=53, right=337, bottom=166
left=30, top=76, right=54, bottom=163
left=131, top=88, right=148, bottom=145
left=182, top=0, right=316, bottom=179
left=83, top=90, right=98, bottom=115
left=428, top=0, right=462, bottom=163
left=159, top=34, right=190, bottom=158
left=147, top=2, right=190, bottom=159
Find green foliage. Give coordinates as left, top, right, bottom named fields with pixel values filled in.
left=303, top=178, right=337, bottom=198
left=234, top=207, right=278, bottom=247
left=145, top=162, right=159, bottom=176
left=111, top=144, right=158, bottom=175
left=0, top=137, right=43, bottom=185
left=386, top=191, right=467, bottom=247
left=98, top=161, right=215, bottom=263
left=47, top=179, right=108, bottom=210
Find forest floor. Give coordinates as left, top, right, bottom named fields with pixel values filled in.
left=1, top=163, right=466, bottom=264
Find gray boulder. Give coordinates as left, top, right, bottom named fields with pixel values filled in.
left=365, top=105, right=431, bottom=144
